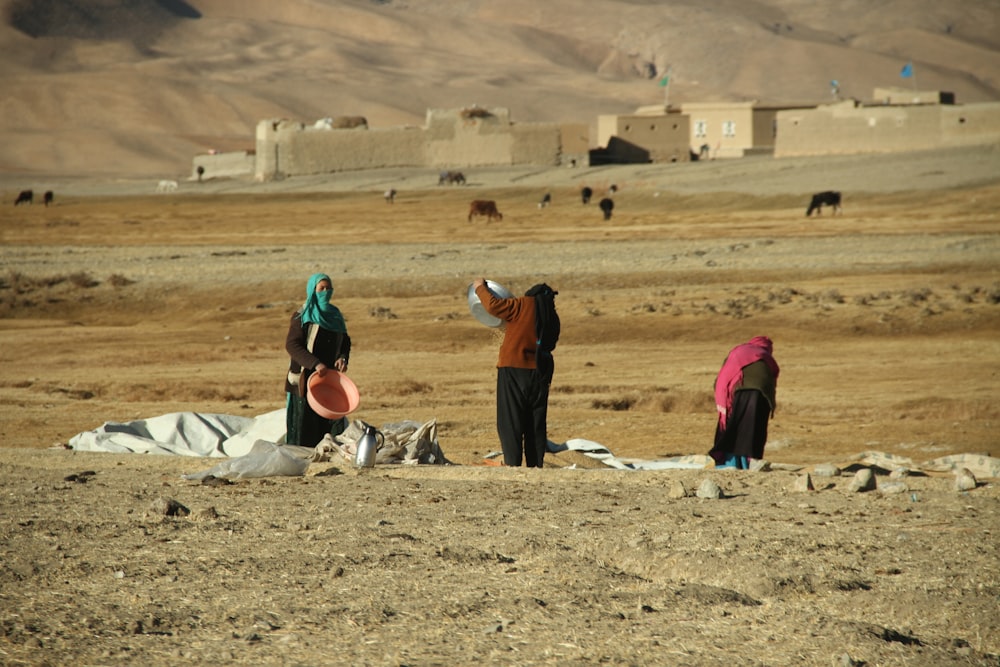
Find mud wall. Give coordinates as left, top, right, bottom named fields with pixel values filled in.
left=775, top=101, right=1000, bottom=157
left=254, top=108, right=563, bottom=180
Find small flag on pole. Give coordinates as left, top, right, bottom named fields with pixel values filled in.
left=658, top=74, right=670, bottom=87
left=900, top=62, right=913, bottom=78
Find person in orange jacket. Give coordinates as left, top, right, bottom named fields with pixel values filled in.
left=473, top=278, right=560, bottom=467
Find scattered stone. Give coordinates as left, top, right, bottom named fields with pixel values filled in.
left=696, top=478, right=723, bottom=499
left=791, top=473, right=815, bottom=492
left=888, top=468, right=910, bottom=480
left=812, top=464, right=841, bottom=477
left=833, top=652, right=861, bottom=666
left=64, top=470, right=96, bottom=483
left=149, top=497, right=190, bottom=517
left=666, top=479, right=688, bottom=499
left=954, top=468, right=977, bottom=492
left=193, top=506, right=219, bottom=521
left=879, top=481, right=909, bottom=495
left=749, top=459, right=771, bottom=472
left=201, top=475, right=232, bottom=487
left=848, top=468, right=876, bottom=493
left=484, top=619, right=514, bottom=634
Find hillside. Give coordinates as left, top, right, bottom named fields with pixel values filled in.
left=1, top=0, right=998, bottom=178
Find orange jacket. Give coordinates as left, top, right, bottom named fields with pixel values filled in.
left=476, top=284, right=538, bottom=369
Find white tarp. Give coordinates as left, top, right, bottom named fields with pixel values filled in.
left=67, top=411, right=275, bottom=457
left=66, top=411, right=1000, bottom=480
left=550, top=438, right=713, bottom=470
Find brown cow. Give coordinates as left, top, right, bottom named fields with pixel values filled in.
left=468, top=199, right=502, bottom=223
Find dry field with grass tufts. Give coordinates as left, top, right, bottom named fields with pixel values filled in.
left=1, top=150, right=998, bottom=665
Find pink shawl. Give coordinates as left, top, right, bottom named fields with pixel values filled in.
left=714, top=336, right=779, bottom=429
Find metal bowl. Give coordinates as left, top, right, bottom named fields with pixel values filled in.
left=467, top=280, right=514, bottom=328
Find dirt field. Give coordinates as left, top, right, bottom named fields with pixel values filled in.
left=1, top=149, right=999, bottom=665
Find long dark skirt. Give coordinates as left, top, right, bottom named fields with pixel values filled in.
left=710, top=389, right=770, bottom=466
left=496, top=367, right=550, bottom=468
left=285, top=393, right=347, bottom=447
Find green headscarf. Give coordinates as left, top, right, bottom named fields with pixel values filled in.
left=300, top=273, right=347, bottom=334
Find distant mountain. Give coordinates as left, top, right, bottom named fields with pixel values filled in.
left=2, top=0, right=997, bottom=177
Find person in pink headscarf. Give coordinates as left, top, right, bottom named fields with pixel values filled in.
left=710, top=336, right=779, bottom=469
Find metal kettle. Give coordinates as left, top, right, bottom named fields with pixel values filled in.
left=354, top=423, right=384, bottom=468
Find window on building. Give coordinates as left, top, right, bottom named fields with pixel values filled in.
left=694, top=120, right=707, bottom=138
left=722, top=120, right=736, bottom=138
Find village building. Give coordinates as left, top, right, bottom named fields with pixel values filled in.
left=190, top=93, right=1000, bottom=180
left=593, top=107, right=691, bottom=164
left=193, top=107, right=583, bottom=182
left=680, top=101, right=815, bottom=159
left=774, top=89, right=1000, bottom=157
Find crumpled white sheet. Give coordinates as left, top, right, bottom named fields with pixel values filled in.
left=550, top=438, right=713, bottom=470
left=314, top=418, right=449, bottom=465
left=67, top=411, right=274, bottom=457
left=181, top=440, right=312, bottom=480
left=67, top=410, right=448, bottom=479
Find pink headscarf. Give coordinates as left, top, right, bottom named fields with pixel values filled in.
left=714, top=336, right=779, bottom=429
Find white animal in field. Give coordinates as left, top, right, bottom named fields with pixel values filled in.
left=157, top=180, right=178, bottom=193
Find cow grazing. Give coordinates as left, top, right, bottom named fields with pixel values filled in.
left=384, top=188, right=397, bottom=204
left=468, top=199, right=502, bottom=223
left=43, top=191, right=54, bottom=207
left=581, top=186, right=593, bottom=204
left=14, top=190, right=32, bottom=206
left=806, top=191, right=842, bottom=216
left=608, top=184, right=618, bottom=194
left=438, top=170, right=466, bottom=186
left=538, top=192, right=551, bottom=209
left=599, top=197, right=614, bottom=220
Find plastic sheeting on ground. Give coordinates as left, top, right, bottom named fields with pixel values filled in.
left=66, top=411, right=1000, bottom=480
left=550, top=438, right=713, bottom=470
left=68, top=409, right=286, bottom=457
left=181, top=440, right=313, bottom=480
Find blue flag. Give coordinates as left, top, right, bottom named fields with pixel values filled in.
left=900, top=62, right=913, bottom=78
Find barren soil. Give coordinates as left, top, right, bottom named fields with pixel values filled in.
left=1, top=149, right=998, bottom=665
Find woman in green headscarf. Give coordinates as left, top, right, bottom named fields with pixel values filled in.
left=284, top=273, right=352, bottom=446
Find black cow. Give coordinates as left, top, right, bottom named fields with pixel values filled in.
left=14, top=190, right=32, bottom=206
left=538, top=192, right=551, bottom=209
left=599, top=197, right=614, bottom=221
left=806, top=191, right=842, bottom=216
left=438, top=170, right=466, bottom=186
left=581, top=186, right=593, bottom=204
left=43, top=191, right=54, bottom=207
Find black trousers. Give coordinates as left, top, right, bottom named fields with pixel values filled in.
left=496, top=367, right=550, bottom=467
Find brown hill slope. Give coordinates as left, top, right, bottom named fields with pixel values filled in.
left=1, top=0, right=997, bottom=178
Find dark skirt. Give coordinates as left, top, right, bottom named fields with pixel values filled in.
left=710, top=389, right=770, bottom=464
left=285, top=393, right=347, bottom=447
